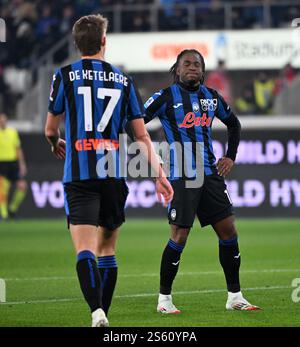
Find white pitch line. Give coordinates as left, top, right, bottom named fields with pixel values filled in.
left=121, top=268, right=300, bottom=278
left=115, top=285, right=291, bottom=298
left=5, top=276, right=76, bottom=282
left=4, top=269, right=300, bottom=282
left=0, top=285, right=291, bottom=306
left=0, top=298, right=80, bottom=305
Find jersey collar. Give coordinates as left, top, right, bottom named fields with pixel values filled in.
left=177, top=81, right=202, bottom=92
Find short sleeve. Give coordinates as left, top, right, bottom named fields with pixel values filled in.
left=48, top=69, right=65, bottom=115
left=144, top=90, right=167, bottom=122
left=217, top=92, right=232, bottom=121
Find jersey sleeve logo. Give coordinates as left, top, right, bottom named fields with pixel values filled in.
left=144, top=90, right=163, bottom=109
left=144, top=96, right=154, bottom=108
left=49, top=74, right=56, bottom=101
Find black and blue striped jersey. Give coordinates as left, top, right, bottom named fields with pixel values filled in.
left=48, top=58, right=144, bottom=183
left=144, top=83, right=233, bottom=179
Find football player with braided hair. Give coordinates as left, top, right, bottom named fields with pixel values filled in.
left=144, top=49, right=261, bottom=313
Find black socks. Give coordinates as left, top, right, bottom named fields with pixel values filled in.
left=160, top=239, right=185, bottom=295
left=219, top=237, right=241, bottom=293
left=76, top=250, right=103, bottom=313
left=98, top=255, right=118, bottom=315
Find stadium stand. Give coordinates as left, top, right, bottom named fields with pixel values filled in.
left=0, top=0, right=300, bottom=122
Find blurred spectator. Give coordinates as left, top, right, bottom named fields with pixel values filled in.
left=13, top=1, right=37, bottom=68
left=76, top=0, right=99, bottom=17
left=36, top=5, right=57, bottom=38
left=123, top=10, right=151, bottom=32
left=235, top=84, right=256, bottom=116
left=196, top=0, right=224, bottom=30
left=59, top=4, right=76, bottom=36
left=36, top=4, right=59, bottom=55
left=274, top=63, right=297, bottom=95
left=271, top=4, right=300, bottom=28
left=0, top=65, right=13, bottom=116
left=131, top=11, right=151, bottom=32
left=159, top=5, right=188, bottom=31
left=206, top=60, right=232, bottom=104
left=253, top=72, right=275, bottom=114
left=0, top=0, right=299, bottom=120
left=232, top=1, right=263, bottom=29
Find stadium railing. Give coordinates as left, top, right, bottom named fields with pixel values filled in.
left=13, top=0, right=300, bottom=127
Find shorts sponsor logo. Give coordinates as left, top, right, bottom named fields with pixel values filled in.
left=170, top=208, right=177, bottom=221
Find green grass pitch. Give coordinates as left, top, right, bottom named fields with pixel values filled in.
left=0, top=219, right=300, bottom=327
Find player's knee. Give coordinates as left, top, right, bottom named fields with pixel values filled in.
left=213, top=216, right=238, bottom=240
left=220, top=224, right=238, bottom=240
left=171, top=225, right=190, bottom=245
left=102, top=227, right=118, bottom=239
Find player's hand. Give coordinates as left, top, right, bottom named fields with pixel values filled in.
left=52, top=139, right=66, bottom=160
left=156, top=177, right=174, bottom=207
left=217, top=157, right=234, bottom=177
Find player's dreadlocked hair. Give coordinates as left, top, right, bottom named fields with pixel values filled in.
left=169, top=49, right=205, bottom=84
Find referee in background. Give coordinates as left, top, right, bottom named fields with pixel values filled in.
left=0, top=113, right=27, bottom=220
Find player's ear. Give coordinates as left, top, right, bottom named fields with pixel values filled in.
left=101, top=35, right=106, bottom=48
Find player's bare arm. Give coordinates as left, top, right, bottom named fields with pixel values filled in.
left=129, top=118, right=173, bottom=206
left=218, top=109, right=241, bottom=177
left=217, top=157, right=234, bottom=177
left=45, top=112, right=66, bottom=160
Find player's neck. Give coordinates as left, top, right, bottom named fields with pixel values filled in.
left=178, top=81, right=201, bottom=92
left=81, top=52, right=105, bottom=61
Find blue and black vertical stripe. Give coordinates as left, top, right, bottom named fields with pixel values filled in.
left=82, top=59, right=98, bottom=179
left=60, top=59, right=140, bottom=182
left=61, top=65, right=80, bottom=182
left=197, top=85, right=217, bottom=174
left=162, top=87, right=185, bottom=179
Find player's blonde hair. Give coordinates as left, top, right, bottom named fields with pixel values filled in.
left=72, top=14, right=108, bottom=56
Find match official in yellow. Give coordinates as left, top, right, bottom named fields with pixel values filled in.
left=0, top=113, right=27, bottom=220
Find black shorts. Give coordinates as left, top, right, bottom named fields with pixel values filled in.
left=168, top=174, right=234, bottom=228
left=0, top=161, right=20, bottom=181
left=64, top=178, right=129, bottom=230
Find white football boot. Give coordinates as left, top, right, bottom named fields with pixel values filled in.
left=226, top=291, right=261, bottom=311
left=91, top=308, right=109, bottom=327
left=157, top=294, right=181, bottom=314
